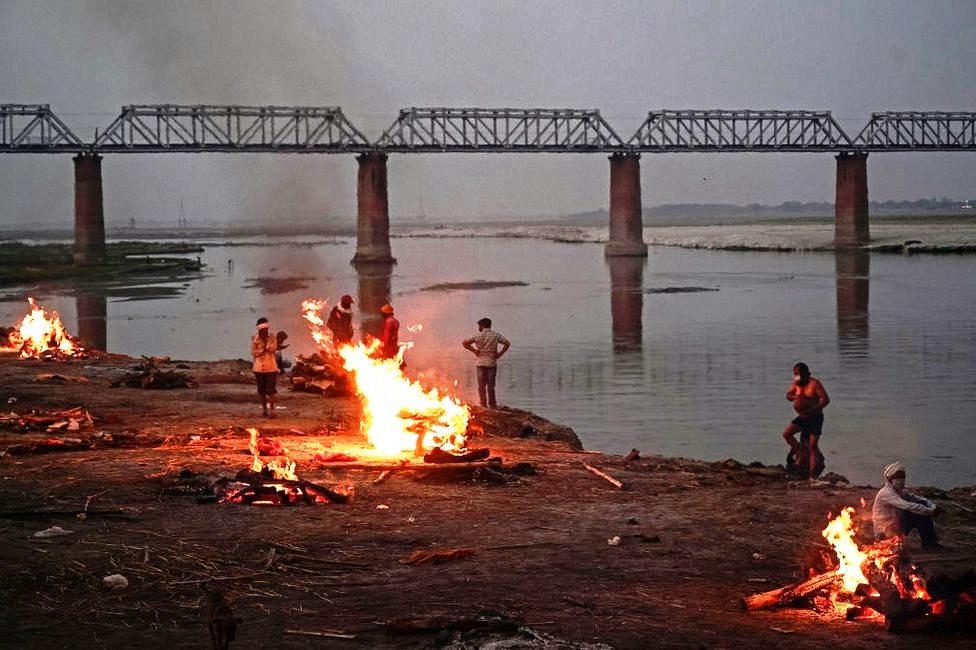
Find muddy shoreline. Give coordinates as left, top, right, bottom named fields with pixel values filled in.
left=1, top=353, right=975, bottom=648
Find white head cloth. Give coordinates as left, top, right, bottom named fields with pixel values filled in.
left=884, top=462, right=905, bottom=481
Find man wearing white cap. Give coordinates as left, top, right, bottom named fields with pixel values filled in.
left=251, top=317, right=279, bottom=418
left=872, top=462, right=942, bottom=549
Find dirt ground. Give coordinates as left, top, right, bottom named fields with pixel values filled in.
left=1, top=353, right=975, bottom=649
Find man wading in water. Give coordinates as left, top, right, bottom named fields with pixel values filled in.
left=251, top=317, right=279, bottom=418
left=782, top=362, right=830, bottom=478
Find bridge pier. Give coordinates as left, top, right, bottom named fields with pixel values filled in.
left=352, top=153, right=396, bottom=265
left=834, top=152, right=869, bottom=248
left=605, top=153, right=647, bottom=257
left=73, top=153, right=106, bottom=264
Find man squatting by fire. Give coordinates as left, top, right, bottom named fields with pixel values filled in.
left=782, top=362, right=830, bottom=479
left=462, top=317, right=511, bottom=409
left=251, top=317, right=279, bottom=418
left=873, top=462, right=944, bottom=550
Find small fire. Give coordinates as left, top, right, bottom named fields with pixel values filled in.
left=2, top=298, right=80, bottom=359
left=248, top=428, right=297, bottom=481
left=822, top=507, right=868, bottom=592
left=302, top=298, right=469, bottom=456
left=821, top=506, right=933, bottom=615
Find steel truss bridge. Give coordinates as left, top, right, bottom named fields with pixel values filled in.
left=2, top=104, right=975, bottom=154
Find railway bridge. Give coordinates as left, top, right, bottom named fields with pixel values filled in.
left=2, top=103, right=974, bottom=263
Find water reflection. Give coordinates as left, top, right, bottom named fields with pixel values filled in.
left=607, top=256, right=646, bottom=352
left=76, top=294, right=107, bottom=351
left=354, top=260, right=394, bottom=339
left=835, top=250, right=870, bottom=357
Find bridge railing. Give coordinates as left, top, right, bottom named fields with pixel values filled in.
left=376, top=107, right=627, bottom=152
left=92, top=105, right=372, bottom=152
left=853, top=111, right=976, bottom=150
left=628, top=110, right=854, bottom=152
left=0, top=104, right=86, bottom=152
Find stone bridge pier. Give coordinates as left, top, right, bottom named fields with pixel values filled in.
left=353, top=153, right=396, bottom=264
left=605, top=153, right=647, bottom=257
left=834, top=152, right=869, bottom=248
left=73, top=153, right=106, bottom=264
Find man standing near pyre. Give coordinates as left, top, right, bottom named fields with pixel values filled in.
left=326, top=294, right=355, bottom=346
left=378, top=303, right=400, bottom=360
left=251, top=317, right=279, bottom=418
left=782, top=362, right=830, bottom=478
left=872, top=462, right=943, bottom=549
left=462, top=317, right=511, bottom=409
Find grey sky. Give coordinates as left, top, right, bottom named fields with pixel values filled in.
left=1, top=0, right=974, bottom=226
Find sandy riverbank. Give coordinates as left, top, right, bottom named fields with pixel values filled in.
left=1, top=352, right=975, bottom=648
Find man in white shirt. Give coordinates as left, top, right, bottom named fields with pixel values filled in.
left=462, top=318, right=511, bottom=409
left=872, top=462, right=942, bottom=549
left=251, top=317, right=279, bottom=418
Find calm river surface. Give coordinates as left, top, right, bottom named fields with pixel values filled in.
left=3, top=235, right=975, bottom=488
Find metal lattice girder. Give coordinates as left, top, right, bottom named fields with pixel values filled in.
left=854, top=112, right=976, bottom=150
left=93, top=105, right=371, bottom=152
left=0, top=104, right=85, bottom=152
left=376, top=107, right=627, bottom=152
left=628, top=110, right=854, bottom=152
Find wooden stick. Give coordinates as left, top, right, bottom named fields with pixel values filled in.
left=373, top=469, right=393, bottom=485
left=285, top=629, right=356, bottom=639
left=582, top=462, right=623, bottom=489
left=741, top=569, right=841, bottom=611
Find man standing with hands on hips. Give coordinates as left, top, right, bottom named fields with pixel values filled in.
left=462, top=317, right=511, bottom=409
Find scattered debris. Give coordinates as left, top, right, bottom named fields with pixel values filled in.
left=624, top=448, right=641, bottom=461
left=111, top=357, right=197, bottom=390
left=403, top=548, right=477, bottom=565
left=423, top=447, right=491, bottom=464
left=102, top=574, right=129, bottom=590
left=607, top=536, right=621, bottom=546
left=0, top=406, right=94, bottom=432
left=32, top=525, right=73, bottom=538
left=582, top=463, right=624, bottom=489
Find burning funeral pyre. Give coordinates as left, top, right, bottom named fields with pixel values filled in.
left=744, top=506, right=976, bottom=632
left=301, top=298, right=474, bottom=459
left=1, top=298, right=85, bottom=359
left=216, top=429, right=349, bottom=506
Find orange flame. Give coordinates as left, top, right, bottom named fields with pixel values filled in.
left=247, top=428, right=297, bottom=481
left=3, top=298, right=80, bottom=358
left=822, top=507, right=869, bottom=592
left=301, top=298, right=469, bottom=456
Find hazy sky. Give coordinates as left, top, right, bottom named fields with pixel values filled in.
left=1, top=0, right=974, bottom=227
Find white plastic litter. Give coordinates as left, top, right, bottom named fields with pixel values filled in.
left=102, top=574, right=129, bottom=590
left=376, top=504, right=389, bottom=510
left=33, top=525, right=73, bottom=538
left=607, top=536, right=621, bottom=546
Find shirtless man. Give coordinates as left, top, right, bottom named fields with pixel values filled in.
left=782, top=362, right=830, bottom=479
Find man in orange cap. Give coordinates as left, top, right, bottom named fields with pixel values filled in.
left=327, top=294, right=355, bottom=345
left=378, top=303, right=400, bottom=360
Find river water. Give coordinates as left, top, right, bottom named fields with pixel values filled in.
left=3, top=233, right=975, bottom=488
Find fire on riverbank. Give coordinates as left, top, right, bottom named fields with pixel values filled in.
left=1, top=298, right=86, bottom=359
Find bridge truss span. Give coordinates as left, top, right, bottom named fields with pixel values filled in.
left=854, top=112, right=976, bottom=151
left=92, top=104, right=371, bottom=152
left=376, top=107, right=627, bottom=152
left=0, top=104, right=85, bottom=152
left=628, top=110, right=854, bottom=152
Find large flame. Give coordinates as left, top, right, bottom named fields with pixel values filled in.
left=2, top=298, right=80, bottom=358
left=301, top=298, right=469, bottom=456
left=822, top=507, right=868, bottom=592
